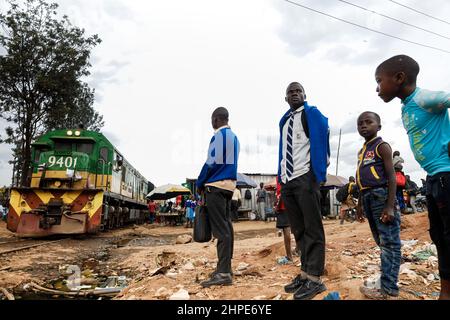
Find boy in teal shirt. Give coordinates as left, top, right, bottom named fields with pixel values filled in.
left=375, top=54, right=450, bottom=300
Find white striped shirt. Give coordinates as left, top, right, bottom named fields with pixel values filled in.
left=280, top=107, right=310, bottom=184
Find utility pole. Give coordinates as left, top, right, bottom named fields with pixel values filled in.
left=336, top=129, right=342, bottom=176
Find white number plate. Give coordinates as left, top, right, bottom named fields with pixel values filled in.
left=48, top=156, right=78, bottom=168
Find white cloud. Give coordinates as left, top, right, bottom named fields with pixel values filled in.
left=1, top=0, right=448, bottom=188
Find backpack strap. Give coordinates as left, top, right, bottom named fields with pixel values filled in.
left=301, top=111, right=310, bottom=139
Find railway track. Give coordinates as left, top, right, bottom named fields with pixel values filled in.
left=0, top=238, right=66, bottom=256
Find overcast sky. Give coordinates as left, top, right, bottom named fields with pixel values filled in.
left=1, top=0, right=449, bottom=188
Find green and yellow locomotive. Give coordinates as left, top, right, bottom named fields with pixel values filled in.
left=7, top=128, right=152, bottom=237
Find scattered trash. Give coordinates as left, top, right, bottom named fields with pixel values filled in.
left=412, top=244, right=437, bottom=261
left=257, top=248, right=272, bottom=258
left=400, top=263, right=418, bottom=279
left=431, top=292, right=440, bottom=297
left=401, top=239, right=418, bottom=248
left=364, top=274, right=381, bottom=289
left=277, top=256, right=293, bottom=265
left=166, top=271, right=178, bottom=279
left=323, top=291, right=340, bottom=300
left=169, top=289, right=190, bottom=300
left=237, top=262, right=250, bottom=271
left=427, top=274, right=435, bottom=281
left=426, top=256, right=438, bottom=268
left=182, top=262, right=195, bottom=271
left=0, top=287, right=15, bottom=300
left=149, top=266, right=170, bottom=277
left=99, top=275, right=127, bottom=289
left=154, top=287, right=172, bottom=299
left=251, top=295, right=267, bottom=300
left=156, top=250, right=177, bottom=267
left=176, top=235, right=192, bottom=244
left=342, top=250, right=353, bottom=256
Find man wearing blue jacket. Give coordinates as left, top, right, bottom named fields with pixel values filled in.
left=278, top=82, right=330, bottom=300
left=197, top=107, right=240, bottom=288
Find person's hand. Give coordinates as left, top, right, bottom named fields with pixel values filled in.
left=381, top=207, right=394, bottom=224
left=356, top=206, right=365, bottom=223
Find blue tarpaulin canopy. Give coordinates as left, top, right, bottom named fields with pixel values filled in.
left=236, top=173, right=257, bottom=188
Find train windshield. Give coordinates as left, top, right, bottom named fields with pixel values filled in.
left=54, top=140, right=94, bottom=154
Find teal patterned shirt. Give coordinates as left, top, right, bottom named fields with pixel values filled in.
left=401, top=87, right=450, bottom=176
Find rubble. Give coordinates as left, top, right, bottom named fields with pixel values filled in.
left=176, top=235, right=192, bottom=244
left=169, top=288, right=190, bottom=300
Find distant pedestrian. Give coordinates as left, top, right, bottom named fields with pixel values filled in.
left=231, top=188, right=241, bottom=222
left=355, top=111, right=401, bottom=300
left=375, top=55, right=449, bottom=299
left=405, top=175, right=419, bottom=213
left=392, top=151, right=404, bottom=171
left=147, top=200, right=156, bottom=224
left=196, top=107, right=240, bottom=288
left=339, top=176, right=358, bottom=225
left=256, top=183, right=267, bottom=221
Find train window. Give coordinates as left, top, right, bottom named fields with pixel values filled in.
left=33, top=148, right=48, bottom=162
left=99, top=147, right=108, bottom=162
left=76, top=143, right=94, bottom=154
left=55, top=142, right=71, bottom=152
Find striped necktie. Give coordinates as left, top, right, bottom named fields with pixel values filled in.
left=286, top=114, right=295, bottom=178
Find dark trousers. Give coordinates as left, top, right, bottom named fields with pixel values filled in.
left=426, top=172, right=450, bottom=280
left=231, top=200, right=239, bottom=221
left=281, top=171, right=325, bottom=277
left=206, top=186, right=234, bottom=273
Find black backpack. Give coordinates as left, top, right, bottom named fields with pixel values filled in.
left=244, top=189, right=252, bottom=200
left=336, top=184, right=349, bottom=203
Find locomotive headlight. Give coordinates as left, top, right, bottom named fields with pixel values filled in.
left=67, top=130, right=73, bottom=136
left=74, top=130, right=81, bottom=136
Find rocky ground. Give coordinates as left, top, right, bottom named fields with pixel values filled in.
left=0, top=211, right=441, bottom=300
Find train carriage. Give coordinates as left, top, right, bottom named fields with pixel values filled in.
left=7, top=128, right=153, bottom=237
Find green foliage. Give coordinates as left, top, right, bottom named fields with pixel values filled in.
left=0, top=0, right=103, bottom=185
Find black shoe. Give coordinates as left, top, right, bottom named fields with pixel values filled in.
left=201, top=273, right=232, bottom=288
left=293, top=279, right=327, bottom=300
left=209, top=270, right=234, bottom=277
left=284, top=274, right=308, bottom=293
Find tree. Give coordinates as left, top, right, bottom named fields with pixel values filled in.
left=0, top=0, right=103, bottom=186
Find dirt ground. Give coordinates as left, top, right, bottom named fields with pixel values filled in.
left=0, top=211, right=441, bottom=300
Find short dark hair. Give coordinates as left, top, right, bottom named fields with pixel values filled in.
left=376, top=55, right=420, bottom=85
left=349, top=176, right=355, bottom=182
left=212, top=107, right=229, bottom=122
left=286, top=82, right=305, bottom=94
left=359, top=111, right=381, bottom=124
left=393, top=151, right=400, bottom=157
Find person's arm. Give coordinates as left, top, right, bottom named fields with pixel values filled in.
left=415, top=89, right=450, bottom=114
left=356, top=194, right=365, bottom=222
left=379, top=143, right=396, bottom=223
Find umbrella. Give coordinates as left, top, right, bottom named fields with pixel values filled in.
left=322, top=174, right=348, bottom=189
left=236, top=173, right=257, bottom=188
left=146, top=184, right=191, bottom=200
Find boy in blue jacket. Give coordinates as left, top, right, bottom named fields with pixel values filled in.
left=197, top=107, right=240, bottom=288
left=375, top=55, right=450, bottom=300
left=278, top=82, right=330, bottom=300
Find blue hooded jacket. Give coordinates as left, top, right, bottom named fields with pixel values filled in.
left=278, top=102, right=330, bottom=183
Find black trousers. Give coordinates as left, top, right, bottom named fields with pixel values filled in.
left=281, top=171, right=325, bottom=277
left=231, top=200, right=239, bottom=221
left=206, top=186, right=234, bottom=273
left=426, top=172, right=450, bottom=280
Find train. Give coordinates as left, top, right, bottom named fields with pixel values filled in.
left=7, top=128, right=154, bottom=237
